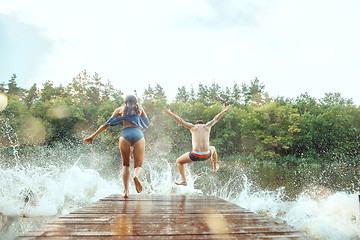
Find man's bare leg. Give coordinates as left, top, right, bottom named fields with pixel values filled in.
left=209, top=146, right=219, bottom=173
left=133, top=138, right=145, bottom=193
left=175, top=153, right=192, bottom=186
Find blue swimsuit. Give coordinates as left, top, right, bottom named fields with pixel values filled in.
left=104, top=114, right=149, bottom=146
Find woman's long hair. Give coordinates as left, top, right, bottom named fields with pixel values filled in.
left=124, top=95, right=140, bottom=115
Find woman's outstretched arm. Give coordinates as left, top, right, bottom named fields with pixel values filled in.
left=83, top=107, right=121, bottom=144
left=83, top=125, right=110, bottom=145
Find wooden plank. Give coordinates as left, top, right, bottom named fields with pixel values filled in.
left=16, top=194, right=313, bottom=239
left=15, top=233, right=313, bottom=240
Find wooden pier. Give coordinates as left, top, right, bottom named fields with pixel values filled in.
left=16, top=194, right=313, bottom=239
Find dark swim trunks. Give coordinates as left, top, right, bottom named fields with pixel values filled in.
left=121, top=127, right=144, bottom=146
left=188, top=150, right=212, bottom=161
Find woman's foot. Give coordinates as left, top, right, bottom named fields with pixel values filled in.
left=122, top=190, right=129, bottom=198
left=175, top=181, right=187, bottom=186
left=133, top=176, right=143, bottom=193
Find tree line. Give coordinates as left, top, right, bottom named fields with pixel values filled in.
left=1, top=71, right=359, bottom=165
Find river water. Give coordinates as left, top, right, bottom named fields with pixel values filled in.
left=0, top=145, right=359, bottom=240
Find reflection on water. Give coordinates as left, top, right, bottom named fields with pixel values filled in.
left=0, top=145, right=359, bottom=239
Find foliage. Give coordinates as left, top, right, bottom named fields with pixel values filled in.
left=0, top=73, right=359, bottom=165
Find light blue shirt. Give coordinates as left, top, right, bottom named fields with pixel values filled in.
left=103, top=114, right=149, bottom=129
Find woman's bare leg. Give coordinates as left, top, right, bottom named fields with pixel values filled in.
left=133, top=138, right=145, bottom=193
left=209, top=146, right=219, bottom=173
left=175, top=153, right=192, bottom=186
left=119, top=137, right=131, bottom=198
left=122, top=166, right=130, bottom=198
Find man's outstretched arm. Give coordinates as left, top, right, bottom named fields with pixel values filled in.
left=206, top=105, right=231, bottom=127
left=163, top=107, right=194, bottom=129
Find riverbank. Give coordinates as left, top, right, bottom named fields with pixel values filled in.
left=221, top=153, right=360, bottom=168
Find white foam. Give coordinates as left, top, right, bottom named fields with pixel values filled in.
left=0, top=153, right=359, bottom=239
left=289, top=192, right=360, bottom=240
left=229, top=183, right=360, bottom=240
left=0, top=164, right=120, bottom=218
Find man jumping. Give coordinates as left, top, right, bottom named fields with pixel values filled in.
left=163, top=105, right=231, bottom=186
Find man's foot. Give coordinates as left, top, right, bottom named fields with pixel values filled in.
left=175, top=181, right=187, bottom=186
left=213, top=163, right=219, bottom=173
left=122, top=190, right=129, bottom=198
left=133, top=176, right=143, bottom=193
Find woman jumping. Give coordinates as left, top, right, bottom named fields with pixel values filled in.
left=84, top=95, right=149, bottom=198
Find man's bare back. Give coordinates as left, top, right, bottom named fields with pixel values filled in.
left=190, top=124, right=211, bottom=152
left=163, top=106, right=230, bottom=186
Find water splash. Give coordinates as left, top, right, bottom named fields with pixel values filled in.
left=187, top=163, right=360, bottom=239
left=0, top=164, right=120, bottom=218
left=0, top=117, right=20, bottom=162
left=287, top=191, right=360, bottom=240
left=142, top=157, right=202, bottom=195
left=0, top=146, right=359, bottom=239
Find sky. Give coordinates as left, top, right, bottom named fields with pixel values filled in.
left=1, top=0, right=360, bottom=105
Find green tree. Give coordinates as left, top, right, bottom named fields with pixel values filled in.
left=175, top=86, right=189, bottom=103
left=143, top=84, right=166, bottom=101
left=41, top=80, right=61, bottom=102
left=209, top=82, right=221, bottom=103
left=7, top=74, right=23, bottom=96
left=274, top=96, right=294, bottom=106
left=320, top=92, right=353, bottom=107
left=295, top=92, right=318, bottom=116
left=188, top=86, right=197, bottom=104
left=103, top=79, right=124, bottom=106
left=0, top=82, right=5, bottom=93
left=154, top=84, right=166, bottom=100
left=239, top=103, right=301, bottom=159
left=242, top=77, right=266, bottom=106
left=197, top=83, right=211, bottom=105
left=204, top=102, right=239, bottom=154
left=231, top=82, right=242, bottom=105
left=143, top=85, right=155, bottom=101
left=1, top=71, right=359, bottom=164
left=1, top=96, right=29, bottom=140
left=293, top=99, right=359, bottom=162
left=30, top=100, right=50, bottom=121
left=160, top=102, right=193, bottom=153
left=219, top=86, right=231, bottom=106
left=24, top=83, right=39, bottom=108
left=67, top=70, right=91, bottom=105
